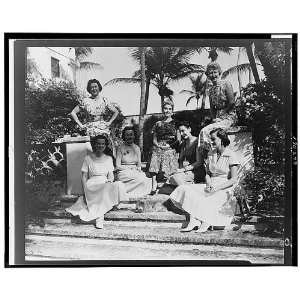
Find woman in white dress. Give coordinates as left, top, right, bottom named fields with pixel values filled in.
left=66, top=135, right=128, bottom=229
left=116, top=126, right=152, bottom=197
left=169, top=128, right=240, bottom=233
left=70, top=79, right=119, bottom=156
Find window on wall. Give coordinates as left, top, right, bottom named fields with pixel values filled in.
left=51, top=57, right=60, bottom=78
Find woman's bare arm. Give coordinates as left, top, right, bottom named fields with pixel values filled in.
left=70, top=105, right=84, bottom=129
left=107, top=105, right=119, bottom=126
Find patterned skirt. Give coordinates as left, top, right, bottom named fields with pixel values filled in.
left=148, top=143, right=178, bottom=177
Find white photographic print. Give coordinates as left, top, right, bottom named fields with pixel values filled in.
left=6, top=34, right=296, bottom=266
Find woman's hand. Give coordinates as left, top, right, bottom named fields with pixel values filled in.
left=204, top=184, right=217, bottom=193
left=176, top=168, right=185, bottom=174
left=159, top=143, right=171, bottom=150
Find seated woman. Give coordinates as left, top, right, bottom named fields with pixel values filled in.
left=198, top=62, right=237, bottom=161
left=65, top=134, right=128, bottom=229
left=169, top=128, right=240, bottom=233
left=116, top=126, right=152, bottom=197
left=169, top=121, right=202, bottom=186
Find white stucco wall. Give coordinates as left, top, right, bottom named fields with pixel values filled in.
left=27, top=47, right=76, bottom=82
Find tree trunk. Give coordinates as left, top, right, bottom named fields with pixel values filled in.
left=160, top=95, right=165, bottom=112
left=246, top=43, right=260, bottom=83
left=144, top=76, right=150, bottom=115
left=139, top=47, right=146, bottom=154
left=237, top=47, right=242, bottom=96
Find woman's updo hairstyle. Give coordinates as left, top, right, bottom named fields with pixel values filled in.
left=87, top=79, right=102, bottom=94
left=121, top=126, right=137, bottom=141
left=210, top=128, right=230, bottom=147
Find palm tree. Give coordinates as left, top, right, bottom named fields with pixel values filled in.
left=73, top=47, right=102, bottom=84
left=139, top=47, right=146, bottom=150
left=180, top=73, right=207, bottom=109
left=195, top=47, right=234, bottom=62
left=221, top=46, right=262, bottom=94
left=105, top=47, right=204, bottom=112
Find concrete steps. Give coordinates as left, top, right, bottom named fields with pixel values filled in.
left=25, top=194, right=284, bottom=263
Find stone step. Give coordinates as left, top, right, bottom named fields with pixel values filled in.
left=25, top=233, right=284, bottom=264
left=26, top=222, right=284, bottom=249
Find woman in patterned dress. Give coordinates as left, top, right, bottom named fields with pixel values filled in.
left=148, top=100, right=179, bottom=194
left=169, top=128, right=240, bottom=233
left=198, top=62, right=237, bottom=162
left=70, top=79, right=119, bottom=156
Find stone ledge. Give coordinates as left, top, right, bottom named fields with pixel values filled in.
left=26, top=223, right=284, bottom=249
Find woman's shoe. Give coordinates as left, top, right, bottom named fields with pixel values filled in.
left=180, top=217, right=201, bottom=232
left=95, top=216, right=104, bottom=229
left=195, top=221, right=211, bottom=233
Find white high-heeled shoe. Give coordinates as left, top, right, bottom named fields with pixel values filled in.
left=195, top=221, right=211, bottom=233
left=95, top=216, right=104, bottom=229
left=180, top=217, right=201, bottom=232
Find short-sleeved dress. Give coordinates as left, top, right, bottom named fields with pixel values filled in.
left=116, top=144, right=152, bottom=197
left=198, top=80, right=237, bottom=147
left=148, top=120, right=179, bottom=176
left=170, top=148, right=240, bottom=226
left=80, top=97, right=119, bottom=156
left=66, top=154, right=128, bottom=221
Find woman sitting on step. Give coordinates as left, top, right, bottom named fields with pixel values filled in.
left=169, top=121, right=203, bottom=186
left=116, top=126, right=152, bottom=197
left=65, top=134, right=128, bottom=229
left=169, top=128, right=240, bottom=233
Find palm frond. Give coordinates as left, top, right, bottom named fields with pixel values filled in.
left=179, top=89, right=195, bottom=96
left=216, top=47, right=234, bottom=55
left=75, top=47, right=93, bottom=60
left=79, top=61, right=103, bottom=70
left=104, top=77, right=141, bottom=86
left=186, top=95, right=196, bottom=107
left=221, top=63, right=252, bottom=79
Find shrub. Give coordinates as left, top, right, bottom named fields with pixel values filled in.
left=234, top=79, right=286, bottom=219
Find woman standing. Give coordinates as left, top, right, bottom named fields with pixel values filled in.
left=169, top=128, right=240, bottom=233
left=169, top=121, right=202, bottom=186
left=198, top=63, right=237, bottom=158
left=148, top=100, right=179, bottom=194
left=65, top=135, right=128, bottom=229
left=70, top=79, right=119, bottom=155
left=116, top=126, right=152, bottom=197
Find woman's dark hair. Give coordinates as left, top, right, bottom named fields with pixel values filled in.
left=210, top=128, right=230, bottom=147
left=121, top=126, right=137, bottom=141
left=90, top=134, right=112, bottom=155
left=177, top=120, right=192, bottom=129
left=87, top=79, right=102, bottom=94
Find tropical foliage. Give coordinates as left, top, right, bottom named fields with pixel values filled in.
left=180, top=73, right=209, bottom=108
left=105, top=47, right=205, bottom=112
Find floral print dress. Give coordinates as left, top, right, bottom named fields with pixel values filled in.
left=148, top=120, right=179, bottom=177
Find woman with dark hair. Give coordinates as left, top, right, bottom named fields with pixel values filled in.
left=198, top=62, right=237, bottom=160
left=148, top=99, right=179, bottom=194
left=169, top=121, right=202, bottom=186
left=70, top=78, right=119, bottom=155
left=66, top=135, right=128, bottom=229
left=116, top=126, right=152, bottom=197
left=169, top=128, right=240, bottom=233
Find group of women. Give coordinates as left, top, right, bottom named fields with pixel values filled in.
left=66, top=62, right=241, bottom=233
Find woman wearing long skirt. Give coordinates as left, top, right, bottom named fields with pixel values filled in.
left=116, top=126, right=152, bottom=197
left=66, top=134, right=128, bottom=229
left=170, top=128, right=240, bottom=233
